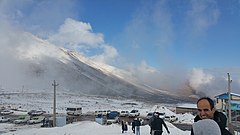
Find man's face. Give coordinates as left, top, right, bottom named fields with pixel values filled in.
left=197, top=99, right=215, bottom=119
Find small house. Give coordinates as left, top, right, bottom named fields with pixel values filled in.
left=214, top=92, right=240, bottom=111
left=176, top=103, right=197, bottom=114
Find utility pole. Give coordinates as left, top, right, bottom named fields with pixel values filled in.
left=52, top=80, right=59, bottom=127
left=227, top=73, right=231, bottom=125
left=227, top=73, right=234, bottom=134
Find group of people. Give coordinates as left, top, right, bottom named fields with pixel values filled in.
left=121, top=118, right=141, bottom=134
left=121, top=96, right=233, bottom=135
left=129, top=114, right=170, bottom=135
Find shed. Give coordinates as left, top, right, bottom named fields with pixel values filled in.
left=215, top=92, right=240, bottom=111
left=176, top=103, right=197, bottom=114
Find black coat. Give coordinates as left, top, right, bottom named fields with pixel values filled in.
left=135, top=119, right=141, bottom=127
left=151, top=117, right=169, bottom=132
left=191, top=111, right=232, bottom=135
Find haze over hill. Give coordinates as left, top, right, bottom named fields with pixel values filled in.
left=0, top=21, right=239, bottom=103
left=0, top=22, right=191, bottom=103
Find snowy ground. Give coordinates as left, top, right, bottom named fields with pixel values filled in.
left=2, top=90, right=237, bottom=135
left=1, top=121, right=190, bottom=135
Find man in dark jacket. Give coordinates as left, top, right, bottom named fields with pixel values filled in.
left=150, top=112, right=170, bottom=135
left=135, top=118, right=141, bottom=135
left=149, top=112, right=157, bottom=134
left=191, top=97, right=232, bottom=135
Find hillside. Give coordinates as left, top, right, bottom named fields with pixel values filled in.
left=0, top=29, right=193, bottom=104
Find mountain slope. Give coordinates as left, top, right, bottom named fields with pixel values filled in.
left=0, top=29, right=193, bottom=104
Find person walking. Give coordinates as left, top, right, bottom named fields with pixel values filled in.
left=135, top=117, right=141, bottom=135
left=124, top=121, right=128, bottom=132
left=121, top=120, right=125, bottom=133
left=132, top=120, right=136, bottom=133
left=190, top=97, right=232, bottom=135
left=150, top=112, right=170, bottom=135
left=149, top=112, right=157, bottom=134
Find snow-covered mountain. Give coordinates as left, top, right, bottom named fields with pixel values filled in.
left=0, top=28, right=193, bottom=104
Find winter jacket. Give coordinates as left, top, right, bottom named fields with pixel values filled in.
left=191, top=111, right=232, bottom=135
left=135, top=119, right=141, bottom=127
left=151, top=117, right=169, bottom=132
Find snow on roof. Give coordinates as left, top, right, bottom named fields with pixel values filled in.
left=176, top=103, right=197, bottom=109
left=215, top=92, right=240, bottom=99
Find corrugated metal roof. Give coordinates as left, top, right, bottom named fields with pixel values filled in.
left=214, top=92, right=240, bottom=99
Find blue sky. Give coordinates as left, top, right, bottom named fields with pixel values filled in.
left=79, top=0, right=240, bottom=69
left=1, top=0, right=240, bottom=95
left=1, top=0, right=240, bottom=69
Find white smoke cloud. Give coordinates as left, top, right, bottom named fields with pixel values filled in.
left=189, top=68, right=214, bottom=90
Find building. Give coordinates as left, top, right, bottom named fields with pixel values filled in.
left=176, top=103, right=197, bottom=114
left=215, top=92, right=240, bottom=122
left=215, top=92, right=240, bottom=111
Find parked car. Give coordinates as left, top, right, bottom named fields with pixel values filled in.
left=94, top=111, right=103, bottom=116
left=108, top=111, right=120, bottom=118
left=106, top=116, right=119, bottom=124
left=106, top=111, right=120, bottom=124
left=28, top=116, right=45, bottom=124
left=14, top=115, right=30, bottom=124
left=165, top=115, right=178, bottom=122
left=102, top=110, right=111, bottom=116
left=66, top=107, right=82, bottom=116
left=146, top=112, right=154, bottom=120
left=94, top=110, right=111, bottom=116
left=158, top=112, right=166, bottom=119
left=146, top=112, right=165, bottom=120
left=0, top=110, right=14, bottom=115
left=129, top=110, right=140, bottom=117
left=28, top=110, right=45, bottom=116
left=119, top=110, right=129, bottom=117
left=0, top=116, right=10, bottom=122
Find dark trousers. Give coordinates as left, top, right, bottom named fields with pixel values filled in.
left=152, top=130, right=163, bottom=135
left=132, top=126, right=135, bottom=133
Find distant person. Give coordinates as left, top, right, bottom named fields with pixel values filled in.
left=42, top=117, right=46, bottom=127
left=124, top=121, right=128, bottom=132
left=150, top=112, right=170, bottom=135
left=132, top=119, right=135, bottom=133
left=191, top=97, right=232, bottom=135
left=135, top=117, right=141, bottom=135
left=192, top=119, right=221, bottom=135
left=121, top=120, right=125, bottom=133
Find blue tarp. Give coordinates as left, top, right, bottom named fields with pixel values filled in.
left=231, top=101, right=240, bottom=110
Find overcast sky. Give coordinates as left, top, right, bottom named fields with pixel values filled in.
left=0, top=0, right=240, bottom=96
